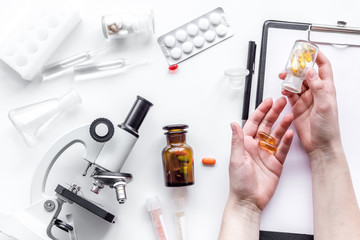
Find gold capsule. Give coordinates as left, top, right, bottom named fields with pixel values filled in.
left=259, top=140, right=277, bottom=154
left=291, top=57, right=299, bottom=73
left=258, top=131, right=276, bottom=145
left=303, top=51, right=312, bottom=62
left=298, top=54, right=306, bottom=68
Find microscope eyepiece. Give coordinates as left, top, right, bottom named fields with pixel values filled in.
left=120, top=96, right=153, bottom=137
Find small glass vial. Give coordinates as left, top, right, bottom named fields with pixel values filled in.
left=282, top=40, right=319, bottom=93
left=162, top=124, right=194, bottom=187
left=101, top=10, right=155, bottom=40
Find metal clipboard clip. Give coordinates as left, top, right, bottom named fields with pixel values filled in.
left=308, top=21, right=360, bottom=48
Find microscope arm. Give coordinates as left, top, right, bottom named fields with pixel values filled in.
left=30, top=124, right=104, bottom=203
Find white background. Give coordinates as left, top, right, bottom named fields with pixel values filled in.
left=0, top=0, right=360, bottom=239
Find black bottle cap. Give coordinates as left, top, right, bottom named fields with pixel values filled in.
left=120, top=96, right=153, bottom=137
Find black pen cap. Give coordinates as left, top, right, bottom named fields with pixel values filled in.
left=120, top=96, right=153, bottom=137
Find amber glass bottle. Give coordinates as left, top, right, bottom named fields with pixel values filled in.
left=162, top=124, right=194, bottom=187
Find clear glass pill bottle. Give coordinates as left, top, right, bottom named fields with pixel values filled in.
left=102, top=10, right=155, bottom=40
left=161, top=124, right=194, bottom=187
left=282, top=40, right=319, bottom=93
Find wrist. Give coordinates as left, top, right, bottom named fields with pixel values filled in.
left=309, top=144, right=347, bottom=173
left=227, top=193, right=262, bottom=222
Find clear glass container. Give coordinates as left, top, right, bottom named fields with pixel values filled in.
left=161, top=124, right=194, bottom=187
left=224, top=68, right=249, bottom=89
left=101, top=10, right=155, bottom=40
left=282, top=40, right=319, bottom=93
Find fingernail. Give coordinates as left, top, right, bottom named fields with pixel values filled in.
left=308, top=68, right=317, bottom=79
left=230, top=122, right=237, bottom=133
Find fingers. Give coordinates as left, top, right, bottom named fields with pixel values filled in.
left=279, top=71, right=286, bottom=80
left=279, top=71, right=309, bottom=106
left=271, top=113, right=294, bottom=146
left=316, top=51, right=333, bottom=81
left=306, top=68, right=328, bottom=103
left=243, top=98, right=273, bottom=137
left=275, top=129, right=294, bottom=164
left=230, top=122, right=245, bottom=164
left=257, top=97, right=287, bottom=134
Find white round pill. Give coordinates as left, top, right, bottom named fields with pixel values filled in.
left=170, top=47, right=182, bottom=59
left=198, top=18, right=210, bottom=31
left=205, top=30, right=216, bottom=42
left=164, top=35, right=176, bottom=48
left=182, top=42, right=193, bottom=54
left=193, top=36, right=204, bottom=48
left=210, top=12, right=222, bottom=25
left=216, top=24, right=228, bottom=37
left=187, top=24, right=199, bottom=36
left=175, top=30, right=187, bottom=42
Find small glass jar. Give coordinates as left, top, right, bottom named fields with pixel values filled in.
left=282, top=40, right=319, bottom=93
left=101, top=10, right=155, bottom=40
left=161, top=124, right=194, bottom=187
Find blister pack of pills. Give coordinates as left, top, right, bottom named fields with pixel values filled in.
left=157, top=7, right=234, bottom=65
left=0, top=1, right=81, bottom=81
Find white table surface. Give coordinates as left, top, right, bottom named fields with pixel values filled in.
left=1, top=0, right=360, bottom=239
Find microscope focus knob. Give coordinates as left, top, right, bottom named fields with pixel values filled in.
left=89, top=118, right=115, bottom=143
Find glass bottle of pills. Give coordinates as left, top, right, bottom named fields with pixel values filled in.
left=162, top=124, right=194, bottom=187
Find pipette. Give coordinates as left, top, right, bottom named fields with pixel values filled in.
left=41, top=48, right=108, bottom=81
left=73, top=58, right=148, bottom=81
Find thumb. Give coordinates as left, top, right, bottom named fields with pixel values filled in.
left=230, top=122, right=245, bottom=161
left=306, top=68, right=326, bottom=102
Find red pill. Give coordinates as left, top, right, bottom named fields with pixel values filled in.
left=169, top=64, right=178, bottom=71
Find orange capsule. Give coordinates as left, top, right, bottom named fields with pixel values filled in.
left=259, top=140, right=277, bottom=154
left=202, top=157, right=216, bottom=165
left=258, top=131, right=276, bottom=145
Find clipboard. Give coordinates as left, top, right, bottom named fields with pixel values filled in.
left=254, top=20, right=360, bottom=236
left=256, top=20, right=360, bottom=106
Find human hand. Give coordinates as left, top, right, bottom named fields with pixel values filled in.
left=279, top=51, right=341, bottom=157
left=229, top=97, right=294, bottom=212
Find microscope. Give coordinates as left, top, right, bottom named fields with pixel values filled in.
left=0, top=96, right=153, bottom=240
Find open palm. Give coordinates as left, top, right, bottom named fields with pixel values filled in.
left=229, top=97, right=294, bottom=211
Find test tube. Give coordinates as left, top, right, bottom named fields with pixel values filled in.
left=173, top=189, right=188, bottom=240
left=146, top=196, right=169, bottom=240
left=282, top=40, right=319, bottom=93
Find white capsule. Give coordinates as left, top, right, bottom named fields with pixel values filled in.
left=187, top=24, right=199, bottom=36
left=209, top=12, right=222, bottom=25
left=193, top=36, right=204, bottom=48
left=216, top=24, right=228, bottom=37
left=118, top=29, right=129, bottom=36
left=204, top=30, right=216, bottom=42
left=170, top=47, right=182, bottom=59
left=198, top=18, right=210, bottom=31
left=175, top=30, right=187, bottom=42
left=164, top=35, right=176, bottom=48
left=182, top=41, right=193, bottom=54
